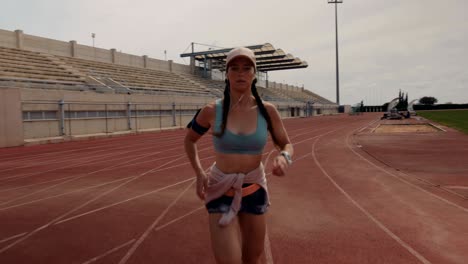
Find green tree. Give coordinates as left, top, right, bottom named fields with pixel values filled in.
left=419, top=96, right=438, bottom=105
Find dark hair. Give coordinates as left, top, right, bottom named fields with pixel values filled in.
left=214, top=78, right=280, bottom=147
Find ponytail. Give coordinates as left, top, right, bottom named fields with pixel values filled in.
left=213, top=79, right=230, bottom=137
left=251, top=79, right=280, bottom=147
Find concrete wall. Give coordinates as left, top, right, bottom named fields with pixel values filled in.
left=23, top=120, right=60, bottom=139
left=20, top=88, right=213, bottom=105
left=75, top=44, right=112, bottom=63
left=20, top=88, right=213, bottom=139
left=23, top=34, right=71, bottom=56
left=0, top=29, right=17, bottom=48
left=0, top=88, right=24, bottom=147
left=18, top=87, right=306, bottom=139
left=117, top=53, right=145, bottom=68
left=172, top=63, right=191, bottom=74
left=9, top=86, right=320, bottom=140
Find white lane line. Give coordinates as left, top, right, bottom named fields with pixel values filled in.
left=153, top=206, right=205, bottom=232
left=0, top=233, right=27, bottom=244
left=0, top=176, right=87, bottom=206
left=0, top=140, right=140, bottom=169
left=150, top=152, right=315, bottom=234
left=147, top=154, right=321, bottom=262
left=0, top=175, right=139, bottom=254
left=0, top=131, right=190, bottom=163
left=3, top=142, right=162, bottom=175
left=249, top=126, right=344, bottom=264
left=114, top=142, right=213, bottom=169
left=151, top=125, right=331, bottom=173
left=0, top=145, right=104, bottom=164
left=0, top=175, right=78, bottom=193
left=0, top=121, right=336, bottom=254
left=0, top=176, right=135, bottom=211
left=82, top=148, right=321, bottom=264
left=0, top=142, right=145, bottom=173
left=0, top=150, right=159, bottom=194
left=0, top=122, right=304, bottom=168
left=151, top=155, right=215, bottom=172
left=0, top=121, right=310, bottom=173
left=428, top=123, right=446, bottom=132
left=312, top=132, right=432, bottom=264
left=0, top=151, right=160, bottom=205
left=1, top=153, right=199, bottom=255
left=293, top=126, right=345, bottom=146
left=54, top=177, right=195, bottom=225
left=346, top=128, right=468, bottom=214
left=264, top=227, right=274, bottom=264
left=6, top=142, right=188, bottom=193
left=81, top=239, right=136, bottom=264
left=118, top=179, right=196, bottom=264
left=0, top=148, right=151, bottom=182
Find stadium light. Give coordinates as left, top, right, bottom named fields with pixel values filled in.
left=328, top=0, right=343, bottom=105
left=91, top=33, right=95, bottom=48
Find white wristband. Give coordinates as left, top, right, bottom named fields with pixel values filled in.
left=280, top=151, right=292, bottom=165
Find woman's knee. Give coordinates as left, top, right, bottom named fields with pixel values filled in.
left=242, top=250, right=263, bottom=264
left=238, top=213, right=266, bottom=264
left=209, top=214, right=242, bottom=263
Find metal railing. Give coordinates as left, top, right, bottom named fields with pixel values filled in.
left=21, top=100, right=321, bottom=139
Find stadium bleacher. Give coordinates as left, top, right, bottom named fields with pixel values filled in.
left=0, top=46, right=89, bottom=91
left=0, top=29, right=339, bottom=147
left=58, top=56, right=216, bottom=96
left=0, top=44, right=334, bottom=104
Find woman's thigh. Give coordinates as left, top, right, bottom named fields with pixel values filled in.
left=208, top=213, right=242, bottom=264
left=238, top=212, right=266, bottom=262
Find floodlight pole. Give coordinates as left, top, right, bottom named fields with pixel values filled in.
left=328, top=0, right=342, bottom=105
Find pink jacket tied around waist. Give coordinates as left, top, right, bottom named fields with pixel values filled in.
left=205, top=163, right=269, bottom=227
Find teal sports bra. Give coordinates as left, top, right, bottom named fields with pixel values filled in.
left=213, top=99, right=268, bottom=155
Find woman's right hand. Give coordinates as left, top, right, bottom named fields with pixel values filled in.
left=196, top=173, right=208, bottom=200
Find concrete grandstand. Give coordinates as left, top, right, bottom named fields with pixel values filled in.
left=0, top=28, right=337, bottom=148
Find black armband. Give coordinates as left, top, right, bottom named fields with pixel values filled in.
left=191, top=119, right=209, bottom=135
left=186, top=109, right=202, bottom=129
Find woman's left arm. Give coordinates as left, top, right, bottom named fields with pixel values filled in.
left=265, top=102, right=294, bottom=176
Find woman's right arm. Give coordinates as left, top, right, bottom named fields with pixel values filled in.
left=184, top=103, right=214, bottom=200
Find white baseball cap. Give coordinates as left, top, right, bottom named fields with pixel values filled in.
left=226, top=47, right=256, bottom=72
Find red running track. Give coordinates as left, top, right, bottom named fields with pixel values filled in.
left=0, top=114, right=467, bottom=263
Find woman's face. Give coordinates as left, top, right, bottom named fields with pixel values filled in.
left=226, top=56, right=255, bottom=93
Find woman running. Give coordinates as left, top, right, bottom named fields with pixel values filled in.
left=184, top=47, right=293, bottom=264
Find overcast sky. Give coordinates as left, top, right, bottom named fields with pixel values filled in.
left=1, top=0, right=467, bottom=105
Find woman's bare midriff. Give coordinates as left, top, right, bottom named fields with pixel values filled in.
left=215, top=152, right=263, bottom=174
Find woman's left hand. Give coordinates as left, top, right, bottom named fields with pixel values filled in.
left=272, top=155, right=288, bottom=177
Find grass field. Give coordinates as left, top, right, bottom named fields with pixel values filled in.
left=418, top=110, right=468, bottom=134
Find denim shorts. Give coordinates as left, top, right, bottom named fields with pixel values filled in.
left=205, top=185, right=269, bottom=215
